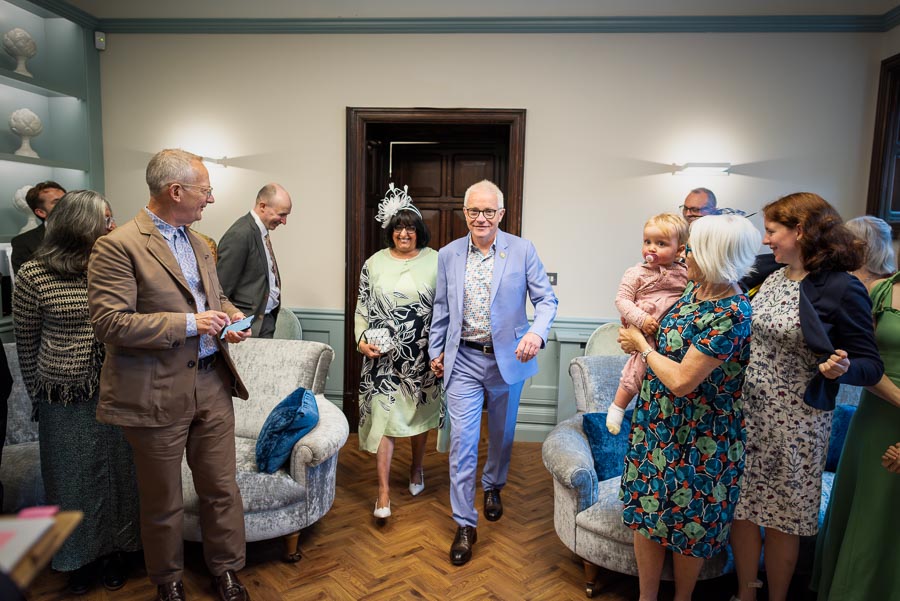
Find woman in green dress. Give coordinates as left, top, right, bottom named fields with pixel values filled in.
left=811, top=216, right=900, bottom=600
left=355, top=185, right=441, bottom=520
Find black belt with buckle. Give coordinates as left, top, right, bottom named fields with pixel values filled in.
left=462, top=340, right=494, bottom=354
left=198, top=352, right=219, bottom=370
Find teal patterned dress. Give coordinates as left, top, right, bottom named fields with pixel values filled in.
left=620, top=282, right=752, bottom=558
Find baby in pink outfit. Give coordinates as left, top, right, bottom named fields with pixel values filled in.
left=608, top=213, right=689, bottom=434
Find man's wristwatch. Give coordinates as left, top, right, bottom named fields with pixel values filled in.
left=640, top=348, right=654, bottom=363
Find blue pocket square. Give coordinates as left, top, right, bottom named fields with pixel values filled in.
left=256, top=387, right=320, bottom=473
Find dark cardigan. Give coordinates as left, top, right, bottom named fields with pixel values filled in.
left=797, top=270, right=884, bottom=410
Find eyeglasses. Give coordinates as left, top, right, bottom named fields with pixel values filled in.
left=393, top=225, right=417, bottom=234
left=679, top=204, right=709, bottom=216
left=105, top=216, right=116, bottom=229
left=173, top=182, right=214, bottom=199
left=463, top=207, right=500, bottom=219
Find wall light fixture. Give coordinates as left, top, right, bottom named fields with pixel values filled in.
left=673, top=162, right=731, bottom=176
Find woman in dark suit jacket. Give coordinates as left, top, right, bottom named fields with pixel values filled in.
left=730, top=193, right=883, bottom=601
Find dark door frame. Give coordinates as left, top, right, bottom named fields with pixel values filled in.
left=867, top=52, right=900, bottom=233
left=343, top=107, right=527, bottom=430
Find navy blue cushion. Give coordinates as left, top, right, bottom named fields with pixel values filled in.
left=256, top=387, right=320, bottom=474
left=582, top=410, right=633, bottom=481
left=825, top=404, right=857, bottom=472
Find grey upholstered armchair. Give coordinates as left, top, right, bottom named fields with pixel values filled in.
left=181, top=338, right=348, bottom=562
left=542, top=355, right=730, bottom=597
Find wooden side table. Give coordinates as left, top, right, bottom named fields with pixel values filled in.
left=1, top=511, right=82, bottom=589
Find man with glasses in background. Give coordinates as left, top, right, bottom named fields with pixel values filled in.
left=217, top=183, right=293, bottom=338
left=88, top=149, right=252, bottom=601
left=429, top=179, right=558, bottom=566
left=680, top=187, right=717, bottom=224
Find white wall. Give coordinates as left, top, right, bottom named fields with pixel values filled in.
left=97, top=32, right=880, bottom=318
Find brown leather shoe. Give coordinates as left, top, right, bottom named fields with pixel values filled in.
left=449, top=526, right=477, bottom=566
left=157, top=580, right=185, bottom=601
left=484, top=488, right=503, bottom=521
left=213, top=570, right=250, bottom=601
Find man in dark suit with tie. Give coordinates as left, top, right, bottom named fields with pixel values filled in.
left=88, top=149, right=253, bottom=601
left=10, top=181, right=65, bottom=274
left=217, top=184, right=292, bottom=338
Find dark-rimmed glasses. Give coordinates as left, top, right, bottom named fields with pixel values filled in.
left=463, top=207, right=499, bottom=219
left=393, top=225, right=416, bottom=234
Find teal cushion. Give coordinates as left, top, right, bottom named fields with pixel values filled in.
left=256, top=387, right=319, bottom=473
left=582, top=410, right=632, bottom=481
left=825, top=404, right=857, bottom=472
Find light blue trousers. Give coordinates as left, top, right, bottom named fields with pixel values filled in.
left=446, top=344, right=524, bottom=528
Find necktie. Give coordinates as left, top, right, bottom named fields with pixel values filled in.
left=265, top=233, right=281, bottom=288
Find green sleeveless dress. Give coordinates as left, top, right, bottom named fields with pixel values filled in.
left=811, top=273, right=900, bottom=600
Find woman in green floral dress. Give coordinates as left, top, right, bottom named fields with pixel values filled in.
left=355, top=185, right=441, bottom=519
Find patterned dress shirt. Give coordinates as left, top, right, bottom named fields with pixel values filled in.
left=461, top=236, right=495, bottom=343
left=145, top=208, right=216, bottom=359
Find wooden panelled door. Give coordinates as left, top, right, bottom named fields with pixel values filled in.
left=345, top=109, right=526, bottom=431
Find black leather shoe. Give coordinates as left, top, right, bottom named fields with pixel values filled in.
left=67, top=563, right=95, bottom=595
left=213, top=570, right=250, bottom=601
left=449, top=526, right=477, bottom=566
left=157, top=580, right=186, bottom=601
left=101, top=552, right=127, bottom=591
left=484, top=488, right=503, bottom=521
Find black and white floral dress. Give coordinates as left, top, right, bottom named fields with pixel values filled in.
left=734, top=268, right=831, bottom=535
left=354, top=247, right=442, bottom=453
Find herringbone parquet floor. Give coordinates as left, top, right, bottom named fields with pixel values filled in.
left=28, top=434, right=744, bottom=601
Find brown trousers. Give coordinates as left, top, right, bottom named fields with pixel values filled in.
left=122, top=361, right=245, bottom=584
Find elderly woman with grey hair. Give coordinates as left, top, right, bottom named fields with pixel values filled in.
left=13, top=190, right=140, bottom=595
left=846, top=215, right=896, bottom=292
left=617, top=214, right=761, bottom=601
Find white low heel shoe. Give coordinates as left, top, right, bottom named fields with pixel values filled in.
left=409, top=469, right=425, bottom=496
left=374, top=500, right=391, bottom=519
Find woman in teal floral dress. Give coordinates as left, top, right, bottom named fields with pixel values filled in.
left=618, top=214, right=760, bottom=601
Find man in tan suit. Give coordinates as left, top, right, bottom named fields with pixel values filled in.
left=88, top=149, right=252, bottom=601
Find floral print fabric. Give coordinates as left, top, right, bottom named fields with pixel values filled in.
left=620, top=282, right=752, bottom=558
left=734, top=268, right=829, bottom=536
left=355, top=248, right=442, bottom=453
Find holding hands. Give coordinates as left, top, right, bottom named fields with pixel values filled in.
left=430, top=352, right=444, bottom=378
left=819, top=349, right=850, bottom=379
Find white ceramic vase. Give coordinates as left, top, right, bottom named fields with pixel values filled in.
left=2, top=28, right=37, bottom=78
left=9, top=108, right=43, bottom=158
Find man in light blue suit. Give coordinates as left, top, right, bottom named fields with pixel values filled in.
left=429, top=180, right=558, bottom=566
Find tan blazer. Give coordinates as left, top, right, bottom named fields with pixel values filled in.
left=88, top=209, right=249, bottom=427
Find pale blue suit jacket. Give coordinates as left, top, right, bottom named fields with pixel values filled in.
left=428, top=230, right=558, bottom=386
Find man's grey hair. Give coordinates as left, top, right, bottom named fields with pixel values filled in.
left=464, top=179, right=504, bottom=209
left=691, top=187, right=717, bottom=209
left=688, top=214, right=761, bottom=284
left=846, top=216, right=897, bottom=276
left=146, top=149, right=203, bottom=196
